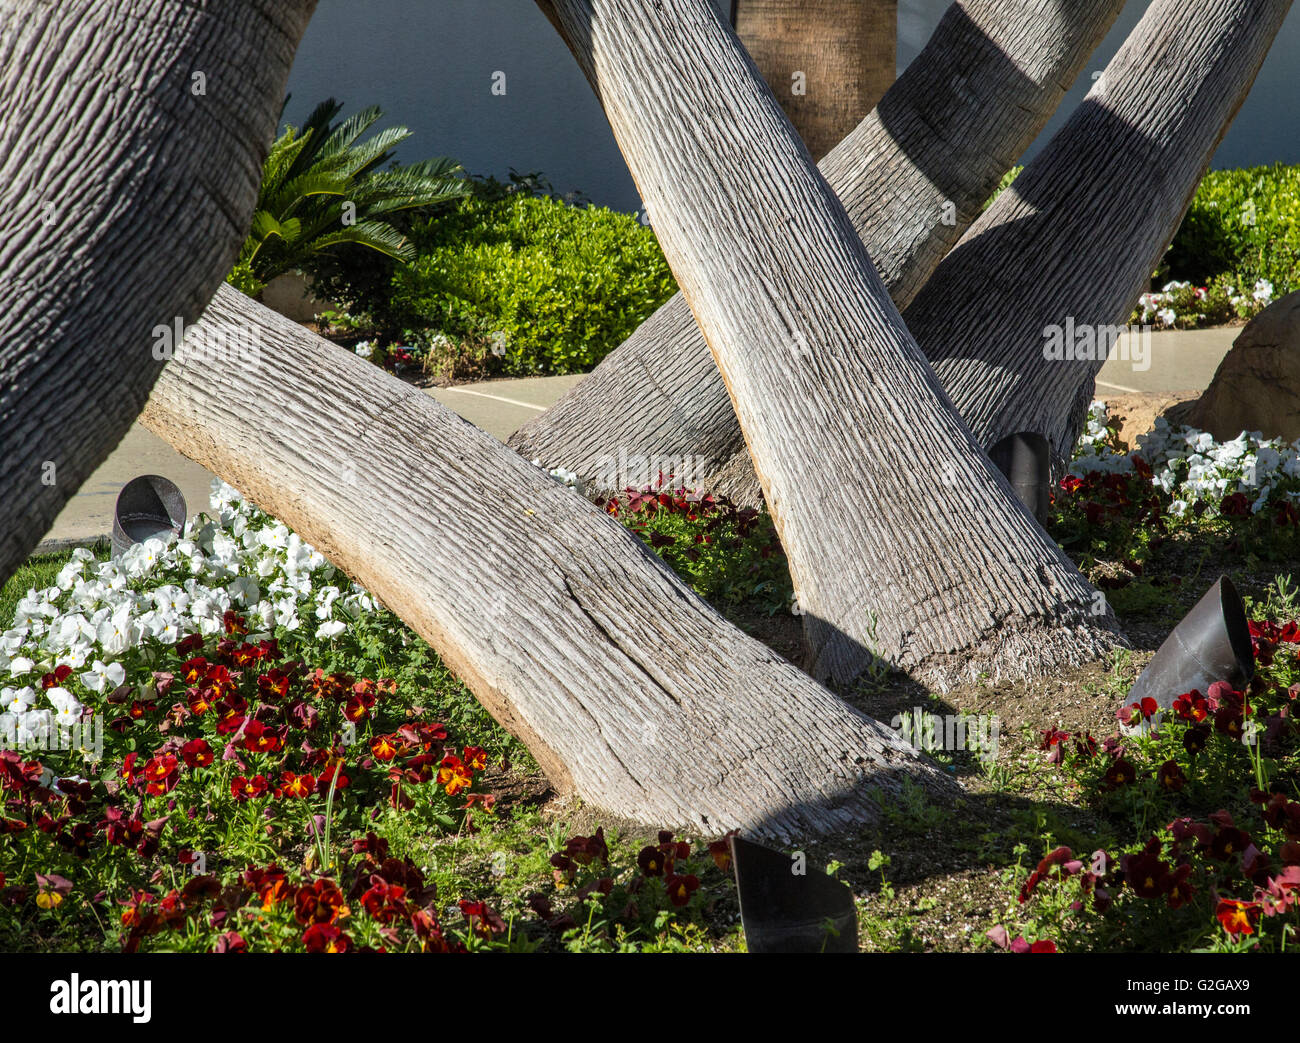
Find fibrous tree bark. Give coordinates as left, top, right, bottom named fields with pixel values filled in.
left=511, top=0, right=1125, bottom=496
left=141, top=285, right=957, bottom=840
left=535, top=0, right=1122, bottom=687
left=0, top=0, right=316, bottom=586
left=909, top=0, right=1293, bottom=466
left=733, top=0, right=897, bottom=161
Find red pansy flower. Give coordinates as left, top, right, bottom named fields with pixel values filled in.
left=180, top=738, right=213, bottom=768
left=302, top=923, right=351, bottom=952
left=1215, top=899, right=1260, bottom=937
left=664, top=873, right=700, bottom=906
left=230, top=775, right=268, bottom=801
left=278, top=772, right=315, bottom=799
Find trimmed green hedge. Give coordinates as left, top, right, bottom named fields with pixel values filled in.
left=1163, top=163, right=1300, bottom=295
left=390, top=181, right=677, bottom=376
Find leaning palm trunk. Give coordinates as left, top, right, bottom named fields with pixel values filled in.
left=142, top=286, right=956, bottom=840
left=909, top=0, right=1293, bottom=465
left=0, top=0, right=315, bottom=585
left=510, top=0, right=1125, bottom=496
left=603, top=0, right=1293, bottom=510
left=535, top=0, right=1122, bottom=687
left=733, top=0, right=897, bottom=161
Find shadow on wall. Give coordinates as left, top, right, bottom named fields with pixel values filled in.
left=284, top=0, right=730, bottom=214
left=284, top=0, right=1300, bottom=214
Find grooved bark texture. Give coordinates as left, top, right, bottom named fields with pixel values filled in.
left=0, top=0, right=315, bottom=586
left=910, top=0, right=1293, bottom=465
left=141, top=286, right=958, bottom=841
left=734, top=0, right=896, bottom=161
left=537, top=0, right=1122, bottom=686
left=511, top=0, right=1124, bottom=495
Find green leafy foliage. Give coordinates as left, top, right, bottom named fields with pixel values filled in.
left=383, top=175, right=677, bottom=375
left=1163, top=163, right=1300, bottom=295
left=600, top=477, right=793, bottom=615
left=228, top=98, right=466, bottom=296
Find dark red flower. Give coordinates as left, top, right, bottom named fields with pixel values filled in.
left=351, top=832, right=389, bottom=860
left=1157, top=760, right=1186, bottom=792
left=359, top=879, right=408, bottom=924
left=256, top=670, right=291, bottom=702
left=302, top=923, right=351, bottom=952
left=1183, top=724, right=1211, bottom=754
left=562, top=828, right=610, bottom=867
left=1165, top=864, right=1196, bottom=910
left=230, top=775, right=268, bottom=801
left=459, top=899, right=506, bottom=939
left=638, top=845, right=667, bottom=877
left=295, top=879, right=346, bottom=925
left=1171, top=690, right=1209, bottom=722
left=213, top=931, right=246, bottom=953
left=708, top=834, right=736, bottom=872
left=1214, top=705, right=1244, bottom=740
left=1210, top=827, right=1251, bottom=862
left=176, top=634, right=204, bottom=656
left=1101, top=756, right=1138, bottom=790
left=180, top=738, right=213, bottom=768
left=1122, top=850, right=1170, bottom=899
left=664, top=873, right=700, bottom=907
left=143, top=753, right=179, bottom=795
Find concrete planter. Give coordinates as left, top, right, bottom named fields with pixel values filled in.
left=260, top=272, right=332, bottom=324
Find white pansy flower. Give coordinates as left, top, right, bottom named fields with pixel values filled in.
left=79, top=660, right=126, bottom=694
left=4, top=686, right=36, bottom=714
left=315, top=620, right=346, bottom=640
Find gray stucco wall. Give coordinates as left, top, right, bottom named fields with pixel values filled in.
left=283, top=0, right=1300, bottom=213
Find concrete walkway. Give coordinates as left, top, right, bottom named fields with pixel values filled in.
left=1095, top=327, right=1236, bottom=395
left=37, top=326, right=1240, bottom=550
left=38, top=374, right=585, bottom=550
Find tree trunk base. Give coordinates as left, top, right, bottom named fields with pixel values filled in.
left=897, top=611, right=1128, bottom=694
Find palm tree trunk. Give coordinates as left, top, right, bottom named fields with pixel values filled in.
left=511, top=0, right=1124, bottom=497
left=535, top=0, right=1122, bottom=687
left=0, top=0, right=316, bottom=586
left=733, top=0, right=897, bottom=161
left=910, top=0, right=1293, bottom=466
left=142, top=286, right=957, bottom=840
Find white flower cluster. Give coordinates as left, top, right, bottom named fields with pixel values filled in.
left=1070, top=401, right=1300, bottom=518
left=531, top=458, right=582, bottom=494
left=1, top=481, right=379, bottom=748
left=1136, top=279, right=1275, bottom=328
left=1136, top=283, right=1188, bottom=328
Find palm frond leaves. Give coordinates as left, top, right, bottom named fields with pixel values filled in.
left=235, top=98, right=467, bottom=290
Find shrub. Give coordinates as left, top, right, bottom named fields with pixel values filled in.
left=385, top=176, right=678, bottom=376
left=1133, top=274, right=1274, bottom=329
left=228, top=98, right=466, bottom=298
left=985, top=164, right=1300, bottom=328
left=1163, top=164, right=1300, bottom=295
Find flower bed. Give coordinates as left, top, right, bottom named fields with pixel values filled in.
left=1132, top=277, right=1274, bottom=329
left=0, top=484, right=748, bottom=952
left=5, top=408, right=1300, bottom=953
left=992, top=629, right=1300, bottom=953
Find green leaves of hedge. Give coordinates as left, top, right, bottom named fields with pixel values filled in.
left=1164, top=163, right=1300, bottom=293
left=391, top=190, right=678, bottom=376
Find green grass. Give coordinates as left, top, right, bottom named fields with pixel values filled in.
left=0, top=548, right=99, bottom=630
